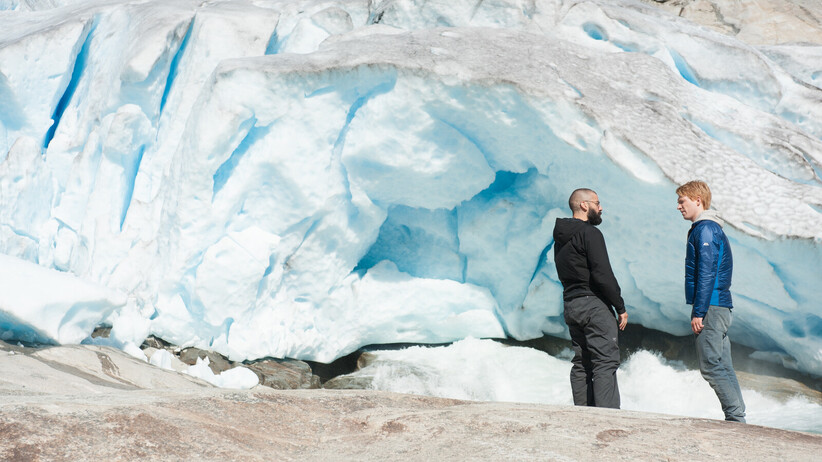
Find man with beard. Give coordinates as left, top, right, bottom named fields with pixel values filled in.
left=552, top=188, right=628, bottom=408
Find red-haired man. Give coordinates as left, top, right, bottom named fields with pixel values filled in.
left=677, top=180, right=746, bottom=422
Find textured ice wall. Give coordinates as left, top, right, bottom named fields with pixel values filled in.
left=1, top=0, right=821, bottom=373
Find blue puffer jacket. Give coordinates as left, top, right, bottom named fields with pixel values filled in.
left=685, top=211, right=733, bottom=318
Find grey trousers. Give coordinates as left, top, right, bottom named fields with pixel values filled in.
left=695, top=306, right=746, bottom=422
left=564, top=296, right=621, bottom=409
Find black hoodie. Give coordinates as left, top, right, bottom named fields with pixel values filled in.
left=552, top=217, right=625, bottom=315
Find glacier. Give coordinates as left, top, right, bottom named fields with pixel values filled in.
left=1, top=0, right=821, bottom=377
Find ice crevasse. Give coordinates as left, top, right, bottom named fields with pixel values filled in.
left=0, top=0, right=821, bottom=376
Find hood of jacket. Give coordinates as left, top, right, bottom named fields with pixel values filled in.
left=553, top=217, right=589, bottom=248
left=694, top=209, right=724, bottom=228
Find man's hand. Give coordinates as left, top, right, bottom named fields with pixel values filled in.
left=691, top=317, right=704, bottom=334
left=618, top=312, right=628, bottom=331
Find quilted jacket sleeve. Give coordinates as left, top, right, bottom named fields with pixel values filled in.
left=692, top=223, right=719, bottom=318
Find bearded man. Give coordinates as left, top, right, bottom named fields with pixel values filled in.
left=552, top=188, right=628, bottom=408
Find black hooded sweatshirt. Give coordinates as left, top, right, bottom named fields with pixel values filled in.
left=552, top=217, right=625, bottom=315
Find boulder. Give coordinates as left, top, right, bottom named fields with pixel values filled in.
left=322, top=352, right=378, bottom=389
left=244, top=358, right=321, bottom=389
left=140, top=335, right=172, bottom=350
left=178, top=347, right=233, bottom=375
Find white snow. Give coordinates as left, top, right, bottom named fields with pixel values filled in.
left=355, top=338, right=822, bottom=434
left=148, top=348, right=174, bottom=369
left=0, top=0, right=821, bottom=385
left=0, top=253, right=126, bottom=344
left=184, top=356, right=259, bottom=389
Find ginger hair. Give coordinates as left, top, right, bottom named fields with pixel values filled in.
left=676, top=180, right=711, bottom=209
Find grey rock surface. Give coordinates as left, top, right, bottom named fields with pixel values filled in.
left=245, top=358, right=321, bottom=389
left=178, top=347, right=235, bottom=374
left=322, top=374, right=375, bottom=390
left=1, top=343, right=211, bottom=397
left=2, top=342, right=821, bottom=461
left=640, top=0, right=822, bottom=44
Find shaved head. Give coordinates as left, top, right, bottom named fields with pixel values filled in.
left=569, top=188, right=597, bottom=213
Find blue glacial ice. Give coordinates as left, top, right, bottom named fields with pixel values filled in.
left=0, top=0, right=821, bottom=378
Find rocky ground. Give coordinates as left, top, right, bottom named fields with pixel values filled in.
left=2, top=341, right=821, bottom=461
left=640, top=0, right=822, bottom=45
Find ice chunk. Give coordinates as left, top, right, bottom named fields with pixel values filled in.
left=185, top=356, right=259, bottom=389
left=0, top=254, right=126, bottom=344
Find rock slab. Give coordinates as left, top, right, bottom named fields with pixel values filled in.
left=1, top=343, right=821, bottom=461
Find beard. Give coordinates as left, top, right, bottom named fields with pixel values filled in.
left=587, top=208, right=602, bottom=226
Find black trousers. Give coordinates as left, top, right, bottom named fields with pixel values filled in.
left=564, top=295, right=621, bottom=409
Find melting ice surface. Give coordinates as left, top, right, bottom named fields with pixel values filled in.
left=1, top=0, right=822, bottom=394
left=354, top=338, right=822, bottom=434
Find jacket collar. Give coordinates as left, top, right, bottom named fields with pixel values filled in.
left=693, top=209, right=724, bottom=228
